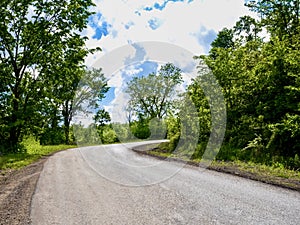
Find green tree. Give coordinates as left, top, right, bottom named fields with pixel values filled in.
left=191, top=0, right=300, bottom=166
left=246, top=0, right=299, bottom=40
left=62, top=68, right=109, bottom=144
left=233, top=15, right=262, bottom=43
left=126, top=63, right=183, bottom=120
left=211, top=28, right=234, bottom=49
left=94, top=109, right=111, bottom=143
left=0, top=0, right=95, bottom=152
left=125, top=63, right=183, bottom=140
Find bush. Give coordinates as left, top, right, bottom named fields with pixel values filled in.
left=102, top=126, right=118, bottom=144
left=168, top=132, right=180, bottom=152
left=40, top=127, right=65, bottom=145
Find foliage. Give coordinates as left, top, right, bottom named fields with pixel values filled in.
left=111, top=123, right=133, bottom=142
left=197, top=0, right=300, bottom=170
left=59, top=67, right=109, bottom=144
left=101, top=126, right=118, bottom=144
left=94, top=108, right=111, bottom=143
left=126, top=63, right=183, bottom=119
left=124, top=63, right=183, bottom=141
left=39, top=127, right=66, bottom=145
left=153, top=0, right=300, bottom=171
left=0, top=136, right=75, bottom=171
left=129, top=116, right=151, bottom=139
left=0, top=0, right=96, bottom=152
left=73, top=124, right=101, bottom=146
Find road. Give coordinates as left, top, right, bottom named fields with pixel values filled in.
left=31, top=141, right=300, bottom=225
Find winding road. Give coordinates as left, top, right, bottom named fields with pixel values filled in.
left=31, top=141, right=300, bottom=224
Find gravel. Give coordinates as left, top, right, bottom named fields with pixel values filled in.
left=0, top=156, right=48, bottom=225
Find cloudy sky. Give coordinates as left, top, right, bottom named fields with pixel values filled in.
left=78, top=0, right=255, bottom=123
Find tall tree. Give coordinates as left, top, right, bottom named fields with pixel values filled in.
left=0, top=0, right=95, bottom=152
left=246, top=0, right=299, bottom=40
left=233, top=16, right=262, bottom=43
left=211, top=28, right=234, bottom=49
left=94, top=109, right=111, bottom=143
left=61, top=68, right=109, bottom=144
left=125, top=63, right=183, bottom=120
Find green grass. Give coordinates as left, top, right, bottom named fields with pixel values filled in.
left=211, top=160, right=300, bottom=180
left=0, top=137, right=76, bottom=171
left=149, top=148, right=300, bottom=179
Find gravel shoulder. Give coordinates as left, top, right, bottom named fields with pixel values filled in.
left=0, top=156, right=49, bottom=225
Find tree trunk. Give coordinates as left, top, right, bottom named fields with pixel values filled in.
left=8, top=98, right=21, bottom=153
left=63, top=100, right=72, bottom=145
left=64, top=125, right=70, bottom=145
left=64, top=111, right=70, bottom=145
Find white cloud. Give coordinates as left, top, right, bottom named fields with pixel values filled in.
left=123, top=65, right=143, bottom=76
left=107, top=70, right=124, bottom=87
left=81, top=0, right=257, bottom=120
left=84, top=0, right=256, bottom=65
left=104, top=88, right=130, bottom=123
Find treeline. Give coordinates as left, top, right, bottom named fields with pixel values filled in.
left=0, top=0, right=108, bottom=153
left=73, top=120, right=166, bottom=146
left=123, top=0, right=300, bottom=170
left=205, top=0, right=300, bottom=169
left=170, top=0, right=300, bottom=169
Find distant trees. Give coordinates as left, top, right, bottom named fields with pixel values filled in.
left=64, top=68, right=109, bottom=144
left=40, top=68, right=109, bottom=145
left=0, top=0, right=97, bottom=152
left=126, top=63, right=183, bottom=120
left=94, top=109, right=111, bottom=143
left=125, top=63, right=183, bottom=139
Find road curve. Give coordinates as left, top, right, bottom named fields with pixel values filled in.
left=31, top=141, right=300, bottom=225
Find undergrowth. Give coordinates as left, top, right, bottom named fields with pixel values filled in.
left=0, top=136, right=76, bottom=171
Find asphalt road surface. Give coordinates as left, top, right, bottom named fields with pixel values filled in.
left=31, top=141, right=300, bottom=225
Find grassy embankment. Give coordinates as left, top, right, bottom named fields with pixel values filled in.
left=0, top=137, right=76, bottom=172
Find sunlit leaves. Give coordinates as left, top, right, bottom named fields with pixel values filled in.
left=126, top=63, right=183, bottom=120
left=0, top=0, right=95, bottom=152
left=189, top=0, right=300, bottom=161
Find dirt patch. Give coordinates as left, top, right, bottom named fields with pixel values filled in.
left=0, top=156, right=49, bottom=225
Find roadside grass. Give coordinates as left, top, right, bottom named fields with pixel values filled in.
left=211, top=160, right=300, bottom=180
left=0, top=137, right=76, bottom=171
left=137, top=147, right=300, bottom=191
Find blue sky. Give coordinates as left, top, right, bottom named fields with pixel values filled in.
left=81, top=0, right=256, bottom=122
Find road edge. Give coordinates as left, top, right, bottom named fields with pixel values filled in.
left=131, top=145, right=300, bottom=192
left=0, top=149, right=73, bottom=225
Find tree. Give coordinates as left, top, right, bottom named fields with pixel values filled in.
left=62, top=68, right=109, bottom=144
left=233, top=16, right=262, bottom=43
left=211, top=28, right=234, bottom=49
left=246, top=0, right=299, bottom=41
left=191, top=0, right=300, bottom=166
left=94, top=109, right=111, bottom=143
left=0, top=0, right=95, bottom=152
left=209, top=28, right=234, bottom=59
left=125, top=63, right=183, bottom=120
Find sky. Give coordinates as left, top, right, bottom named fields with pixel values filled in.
left=78, top=0, right=256, bottom=123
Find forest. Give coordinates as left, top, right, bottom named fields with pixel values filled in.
left=0, top=0, right=299, bottom=170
